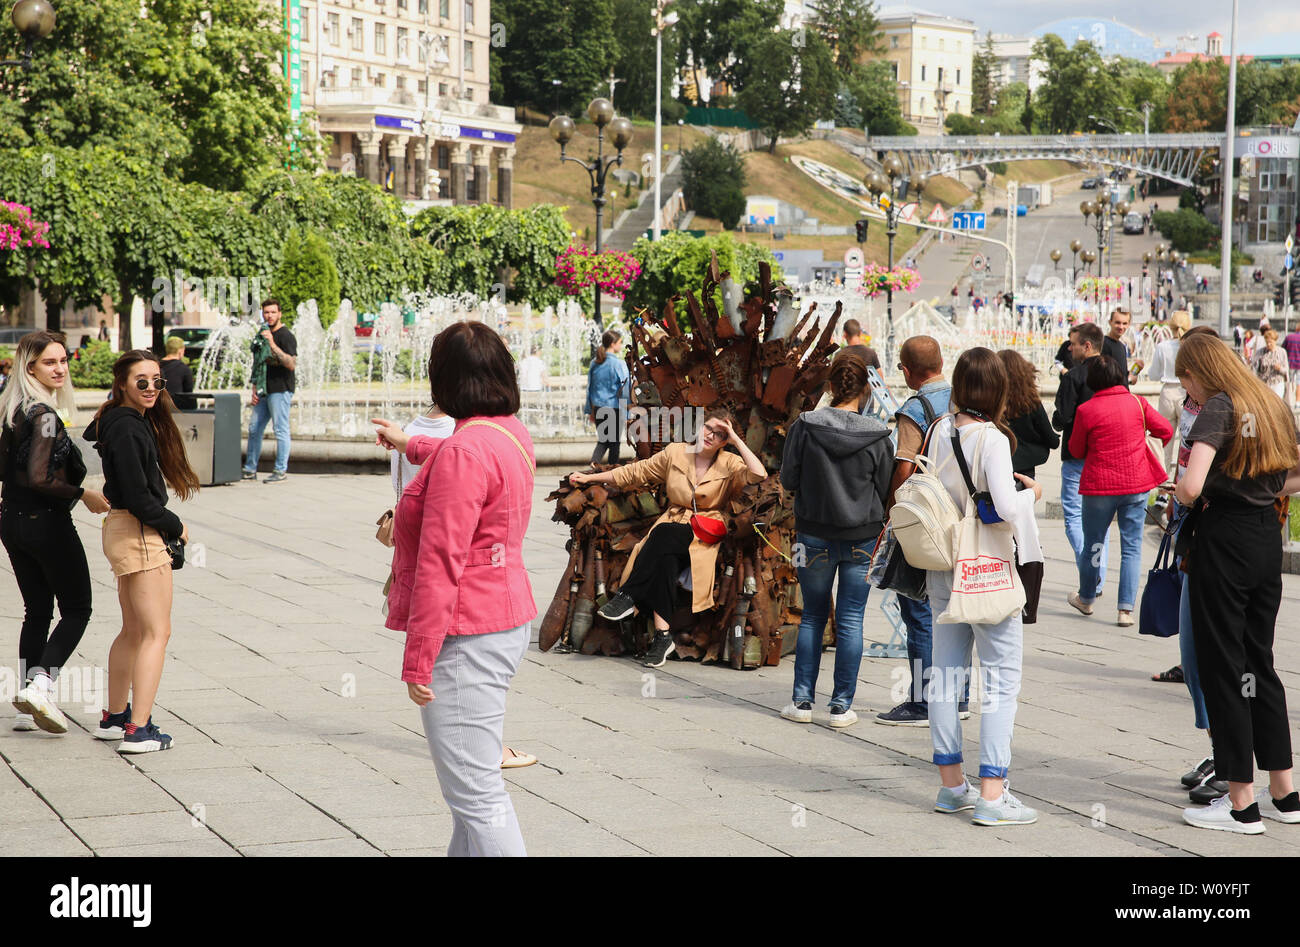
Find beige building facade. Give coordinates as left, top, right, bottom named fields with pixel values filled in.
left=870, top=8, right=975, bottom=133
left=290, top=0, right=521, bottom=205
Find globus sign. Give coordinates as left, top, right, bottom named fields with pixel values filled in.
left=1234, top=136, right=1299, bottom=158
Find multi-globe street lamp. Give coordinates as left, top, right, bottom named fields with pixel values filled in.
left=1050, top=248, right=1062, bottom=273
left=1, top=0, right=55, bottom=71
left=549, top=99, right=634, bottom=331
left=1080, top=188, right=1130, bottom=278
left=863, top=153, right=914, bottom=368
left=1069, top=239, right=1082, bottom=280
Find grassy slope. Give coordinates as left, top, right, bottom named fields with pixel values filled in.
left=994, top=159, right=1080, bottom=186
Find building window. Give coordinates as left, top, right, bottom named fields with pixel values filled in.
left=466, top=166, right=478, bottom=202
left=327, top=12, right=339, bottom=45
left=438, top=81, right=448, bottom=96
left=301, top=8, right=310, bottom=35
left=437, top=146, right=450, bottom=169
left=417, top=78, right=427, bottom=94
left=464, top=0, right=474, bottom=25
left=463, top=40, right=472, bottom=72
left=417, top=30, right=427, bottom=62
left=440, top=0, right=449, bottom=17
left=351, top=18, right=363, bottom=51
left=375, top=23, right=386, bottom=55
left=921, top=36, right=927, bottom=49
left=439, top=175, right=450, bottom=199
left=396, top=75, right=406, bottom=91
left=351, top=66, right=363, bottom=88
left=398, top=0, right=407, bottom=8
left=937, top=66, right=943, bottom=84
left=418, top=0, right=427, bottom=13
left=890, top=61, right=898, bottom=80
left=939, top=37, right=944, bottom=50
left=920, top=64, right=926, bottom=81
left=891, top=35, right=898, bottom=48
left=397, top=26, right=408, bottom=58
left=374, top=72, right=386, bottom=87
left=919, top=96, right=926, bottom=112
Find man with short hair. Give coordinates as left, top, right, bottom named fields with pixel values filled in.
left=1104, top=308, right=1130, bottom=385
left=1054, top=321, right=1110, bottom=602
left=876, top=336, right=968, bottom=728
left=242, top=298, right=298, bottom=484
left=838, top=319, right=881, bottom=371
left=516, top=345, right=549, bottom=392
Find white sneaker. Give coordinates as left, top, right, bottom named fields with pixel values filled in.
left=1182, top=794, right=1265, bottom=834
left=780, top=702, right=813, bottom=724
left=1261, top=791, right=1300, bottom=824
left=828, top=708, right=858, bottom=729
left=12, top=713, right=38, bottom=732
left=12, top=682, right=67, bottom=735
left=934, top=780, right=982, bottom=813
left=972, top=781, right=1039, bottom=826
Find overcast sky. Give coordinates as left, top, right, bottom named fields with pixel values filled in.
left=909, top=2, right=1300, bottom=56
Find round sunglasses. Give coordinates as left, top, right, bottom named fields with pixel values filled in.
left=134, top=378, right=167, bottom=391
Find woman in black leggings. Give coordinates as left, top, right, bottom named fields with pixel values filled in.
left=0, top=331, right=110, bottom=734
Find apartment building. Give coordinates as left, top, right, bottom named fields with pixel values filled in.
left=869, top=7, right=975, bottom=133
left=286, top=0, right=521, bottom=205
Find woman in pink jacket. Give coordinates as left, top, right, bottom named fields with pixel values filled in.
left=1067, top=355, right=1174, bottom=626
left=372, top=321, right=536, bottom=857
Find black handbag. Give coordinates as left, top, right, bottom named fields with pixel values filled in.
left=867, top=524, right=928, bottom=601
left=165, top=537, right=185, bottom=571
left=1139, top=521, right=1181, bottom=637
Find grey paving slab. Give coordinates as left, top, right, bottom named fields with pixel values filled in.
left=2, top=467, right=1297, bottom=856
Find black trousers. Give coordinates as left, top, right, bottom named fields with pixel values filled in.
left=0, top=505, right=93, bottom=681
left=590, top=406, right=624, bottom=465
left=619, top=523, right=693, bottom=623
left=1188, top=503, right=1292, bottom=783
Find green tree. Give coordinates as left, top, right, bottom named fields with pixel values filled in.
left=736, top=29, right=837, bottom=152
left=676, top=0, right=784, bottom=100
left=625, top=231, right=778, bottom=318
left=1152, top=208, right=1216, bottom=252
left=809, top=0, right=883, bottom=77
left=972, top=32, right=997, bottom=114
left=609, top=0, right=679, bottom=119
left=494, top=0, right=619, bottom=114
left=680, top=138, right=747, bottom=229
left=846, top=61, right=911, bottom=135
left=1165, top=60, right=1227, bottom=132
left=1031, top=34, right=1120, bottom=133
left=272, top=230, right=342, bottom=328
left=1021, top=85, right=1035, bottom=134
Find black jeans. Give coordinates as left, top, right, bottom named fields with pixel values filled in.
left=618, top=523, right=693, bottom=624
left=0, top=505, right=93, bottom=682
left=1188, top=503, right=1292, bottom=783
left=590, top=406, right=624, bottom=465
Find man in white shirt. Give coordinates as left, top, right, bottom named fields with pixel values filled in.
left=1146, top=311, right=1190, bottom=478
left=516, top=346, right=549, bottom=392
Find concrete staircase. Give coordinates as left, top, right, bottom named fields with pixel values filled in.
left=604, top=155, right=684, bottom=251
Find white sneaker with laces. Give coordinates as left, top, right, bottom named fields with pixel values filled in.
left=780, top=702, right=812, bottom=724
left=972, top=781, right=1039, bottom=825
left=12, top=713, right=37, bottom=732
left=1182, top=794, right=1265, bottom=834
left=12, top=680, right=67, bottom=734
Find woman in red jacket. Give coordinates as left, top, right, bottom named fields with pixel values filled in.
left=1068, top=355, right=1173, bottom=626
left=372, top=321, right=536, bottom=857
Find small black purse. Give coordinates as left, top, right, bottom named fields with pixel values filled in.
left=165, top=537, right=185, bottom=571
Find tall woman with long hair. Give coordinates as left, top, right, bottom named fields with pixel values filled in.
left=922, top=348, right=1044, bottom=826
left=84, top=351, right=199, bottom=753
left=1, top=332, right=110, bottom=733
left=997, top=348, right=1057, bottom=479
left=585, top=329, right=629, bottom=465
left=1175, top=332, right=1300, bottom=834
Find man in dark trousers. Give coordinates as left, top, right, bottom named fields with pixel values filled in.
left=1054, top=321, right=1109, bottom=602
left=242, top=298, right=298, bottom=483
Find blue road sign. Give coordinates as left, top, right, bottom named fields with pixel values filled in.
left=952, top=211, right=986, bottom=231
left=1286, top=253, right=1294, bottom=270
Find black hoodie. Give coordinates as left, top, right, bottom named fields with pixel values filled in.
left=780, top=407, right=894, bottom=541
left=84, top=406, right=183, bottom=541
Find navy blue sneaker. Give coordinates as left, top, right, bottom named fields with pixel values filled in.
left=94, top=704, right=131, bottom=741
left=875, top=702, right=929, bottom=727
left=118, top=720, right=173, bottom=754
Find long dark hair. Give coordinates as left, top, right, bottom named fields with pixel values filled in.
left=93, top=350, right=201, bottom=500
left=595, top=329, right=620, bottom=365
left=997, top=348, right=1041, bottom=418
left=951, top=347, right=1017, bottom=454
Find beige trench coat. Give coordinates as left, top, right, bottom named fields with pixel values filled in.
left=610, top=442, right=765, bottom=612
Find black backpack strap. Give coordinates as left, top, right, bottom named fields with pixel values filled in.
left=899, top=392, right=937, bottom=428
left=949, top=426, right=980, bottom=497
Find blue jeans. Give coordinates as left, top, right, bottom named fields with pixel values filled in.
left=245, top=391, right=293, bottom=474
left=1061, top=459, right=1108, bottom=597
left=1078, top=492, right=1146, bottom=610
left=792, top=533, right=874, bottom=710
left=926, top=570, right=1023, bottom=779
left=1178, top=567, right=1210, bottom=731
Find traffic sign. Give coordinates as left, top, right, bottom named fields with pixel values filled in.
left=952, top=211, right=986, bottom=231
left=1287, top=233, right=1294, bottom=253
left=971, top=253, right=987, bottom=272
left=927, top=203, right=948, bottom=224
left=1287, top=253, right=1294, bottom=271
left=843, top=248, right=864, bottom=267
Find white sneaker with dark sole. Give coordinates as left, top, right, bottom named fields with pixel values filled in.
left=1261, top=791, right=1300, bottom=824
left=118, top=722, right=174, bottom=754
left=1182, top=796, right=1265, bottom=834
left=12, top=686, right=68, bottom=734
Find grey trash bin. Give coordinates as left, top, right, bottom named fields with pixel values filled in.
left=174, top=393, right=241, bottom=486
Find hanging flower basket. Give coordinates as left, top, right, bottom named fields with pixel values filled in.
left=555, top=245, right=642, bottom=300
left=1074, top=276, right=1126, bottom=303
left=857, top=263, right=920, bottom=299
left=0, top=201, right=50, bottom=251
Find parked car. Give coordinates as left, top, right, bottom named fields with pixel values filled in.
left=166, top=327, right=214, bottom=361
left=0, top=327, right=33, bottom=345
left=992, top=206, right=1008, bottom=216
left=1081, top=177, right=1100, bottom=189
left=1122, top=212, right=1145, bottom=235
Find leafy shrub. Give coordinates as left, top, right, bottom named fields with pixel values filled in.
left=69, top=340, right=118, bottom=389
left=680, top=139, right=748, bottom=231
left=625, top=232, right=780, bottom=324
left=271, top=229, right=341, bottom=328
left=1152, top=209, right=1216, bottom=252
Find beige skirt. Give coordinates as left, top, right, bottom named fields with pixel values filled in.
left=103, top=509, right=172, bottom=578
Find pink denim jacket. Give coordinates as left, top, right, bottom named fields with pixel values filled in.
left=385, top=415, right=537, bottom=683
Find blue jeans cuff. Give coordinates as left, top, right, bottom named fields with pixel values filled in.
left=933, top=751, right=963, bottom=766
left=978, top=764, right=1009, bottom=779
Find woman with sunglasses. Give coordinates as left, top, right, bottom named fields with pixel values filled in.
left=568, top=407, right=767, bottom=669
left=84, top=351, right=199, bottom=753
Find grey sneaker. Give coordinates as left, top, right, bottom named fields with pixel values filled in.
left=972, top=782, right=1039, bottom=826
left=934, top=780, right=982, bottom=813
left=264, top=471, right=289, bottom=484
left=240, top=469, right=257, bottom=481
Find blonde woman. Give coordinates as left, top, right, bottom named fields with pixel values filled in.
left=0, top=332, right=110, bottom=733
left=1251, top=330, right=1288, bottom=400
left=1175, top=333, right=1300, bottom=833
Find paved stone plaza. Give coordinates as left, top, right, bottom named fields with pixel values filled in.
left=2, top=461, right=1299, bottom=857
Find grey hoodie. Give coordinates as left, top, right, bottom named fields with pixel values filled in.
left=780, top=407, right=895, bottom=542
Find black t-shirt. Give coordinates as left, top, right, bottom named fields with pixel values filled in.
left=1187, top=392, right=1298, bottom=507
left=1102, top=335, right=1129, bottom=385
left=836, top=343, right=881, bottom=371
left=266, top=325, right=298, bottom=394
left=161, top=358, right=195, bottom=410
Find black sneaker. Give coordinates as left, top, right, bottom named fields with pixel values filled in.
left=93, top=703, right=131, bottom=741
left=1181, top=757, right=1214, bottom=789
left=241, top=470, right=257, bottom=481
left=875, top=702, right=929, bottom=727
left=642, top=632, right=675, bottom=668
left=1189, top=777, right=1229, bottom=804
left=598, top=591, right=636, bottom=622
left=118, top=720, right=174, bottom=754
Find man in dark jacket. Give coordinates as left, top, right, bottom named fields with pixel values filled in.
left=1103, top=308, right=1130, bottom=384
left=1053, top=321, right=1109, bottom=598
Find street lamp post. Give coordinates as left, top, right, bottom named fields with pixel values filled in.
left=651, top=0, right=679, bottom=242
left=864, top=153, right=911, bottom=368
left=0, top=0, right=55, bottom=71
left=550, top=100, right=634, bottom=332
left=1069, top=238, right=1082, bottom=285
left=1050, top=248, right=1061, bottom=273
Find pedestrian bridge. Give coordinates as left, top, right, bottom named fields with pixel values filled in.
left=865, top=134, right=1225, bottom=187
